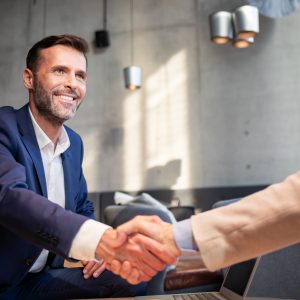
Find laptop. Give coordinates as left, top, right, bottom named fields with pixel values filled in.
left=136, top=257, right=285, bottom=300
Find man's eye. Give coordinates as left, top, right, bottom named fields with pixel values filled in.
left=76, top=74, right=86, bottom=81
left=55, top=69, right=64, bottom=74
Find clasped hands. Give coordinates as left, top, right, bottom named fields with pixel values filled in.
left=96, top=215, right=181, bottom=284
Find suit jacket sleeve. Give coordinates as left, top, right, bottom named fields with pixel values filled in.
left=0, top=108, right=90, bottom=259
left=192, top=172, right=300, bottom=271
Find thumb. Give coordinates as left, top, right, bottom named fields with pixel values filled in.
left=117, top=220, right=139, bottom=236
left=102, top=228, right=128, bottom=248
left=117, top=216, right=162, bottom=238
left=113, top=230, right=128, bottom=247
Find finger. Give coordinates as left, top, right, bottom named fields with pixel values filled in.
left=133, top=215, right=163, bottom=223
left=135, top=268, right=152, bottom=282
left=125, top=268, right=141, bottom=285
left=148, top=215, right=165, bottom=224
left=81, top=260, right=88, bottom=266
left=108, top=248, right=156, bottom=282
left=126, top=241, right=163, bottom=277
left=140, top=248, right=165, bottom=273
left=116, top=216, right=151, bottom=235
left=83, top=261, right=96, bottom=279
left=118, top=239, right=160, bottom=278
left=131, top=234, right=177, bottom=265
left=110, top=259, right=122, bottom=275
left=118, top=260, right=132, bottom=279
left=140, top=258, right=162, bottom=277
left=117, top=216, right=165, bottom=238
left=129, top=268, right=152, bottom=284
left=83, top=260, right=106, bottom=279
left=88, top=262, right=103, bottom=278
left=93, top=262, right=106, bottom=278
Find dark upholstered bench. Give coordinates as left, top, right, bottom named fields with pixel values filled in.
left=164, top=268, right=223, bottom=292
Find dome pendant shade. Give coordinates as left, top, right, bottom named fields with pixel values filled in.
left=123, top=66, right=142, bottom=90
left=209, top=11, right=233, bottom=44
left=233, top=5, right=259, bottom=39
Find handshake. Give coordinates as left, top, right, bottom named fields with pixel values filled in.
left=96, top=215, right=182, bottom=284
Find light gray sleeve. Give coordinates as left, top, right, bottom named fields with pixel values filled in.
left=173, top=218, right=198, bottom=250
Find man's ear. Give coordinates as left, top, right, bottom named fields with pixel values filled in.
left=23, top=68, right=34, bottom=89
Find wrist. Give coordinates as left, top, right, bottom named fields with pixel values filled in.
left=163, top=223, right=181, bottom=257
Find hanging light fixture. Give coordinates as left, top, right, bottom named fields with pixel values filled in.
left=124, top=66, right=142, bottom=90
left=233, top=5, right=259, bottom=39
left=123, top=0, right=142, bottom=90
left=95, top=0, right=110, bottom=48
left=209, top=5, right=259, bottom=49
left=209, top=11, right=233, bottom=44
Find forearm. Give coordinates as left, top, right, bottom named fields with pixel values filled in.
left=0, top=186, right=87, bottom=257
left=69, top=219, right=111, bottom=261
left=193, top=172, right=300, bottom=271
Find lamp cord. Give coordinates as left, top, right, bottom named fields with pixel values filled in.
left=103, top=0, right=107, bottom=30
left=43, top=0, right=47, bottom=37
left=130, top=0, right=134, bottom=65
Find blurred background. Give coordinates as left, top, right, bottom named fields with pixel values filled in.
left=1, top=0, right=300, bottom=204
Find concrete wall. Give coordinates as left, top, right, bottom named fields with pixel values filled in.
left=1, top=0, right=300, bottom=192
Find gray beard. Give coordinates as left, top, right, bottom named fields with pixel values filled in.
left=32, top=79, right=77, bottom=126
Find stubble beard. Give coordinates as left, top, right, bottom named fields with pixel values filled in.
left=32, top=78, right=80, bottom=126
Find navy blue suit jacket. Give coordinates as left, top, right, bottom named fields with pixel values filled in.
left=0, top=104, right=95, bottom=290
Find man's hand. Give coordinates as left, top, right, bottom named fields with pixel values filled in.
left=96, top=227, right=177, bottom=284
left=110, top=215, right=181, bottom=281
left=81, top=260, right=106, bottom=279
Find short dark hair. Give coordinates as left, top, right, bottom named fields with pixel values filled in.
left=26, top=34, right=89, bottom=72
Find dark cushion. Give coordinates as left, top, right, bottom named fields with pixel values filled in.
left=164, top=268, right=223, bottom=291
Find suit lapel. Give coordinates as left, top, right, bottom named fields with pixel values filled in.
left=61, top=147, right=75, bottom=211
left=16, top=104, right=48, bottom=198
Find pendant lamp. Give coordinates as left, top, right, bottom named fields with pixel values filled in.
left=124, top=66, right=142, bottom=91
left=123, top=0, right=142, bottom=90
left=233, top=5, right=259, bottom=39
left=209, top=11, right=233, bottom=44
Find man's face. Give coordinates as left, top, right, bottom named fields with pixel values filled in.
left=30, top=45, right=87, bottom=124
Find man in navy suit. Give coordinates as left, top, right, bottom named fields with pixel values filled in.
left=0, top=34, right=175, bottom=300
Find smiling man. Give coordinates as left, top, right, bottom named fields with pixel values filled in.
left=0, top=35, right=174, bottom=300
left=24, top=41, right=87, bottom=138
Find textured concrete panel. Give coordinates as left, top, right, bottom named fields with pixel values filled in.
left=1, top=0, right=300, bottom=192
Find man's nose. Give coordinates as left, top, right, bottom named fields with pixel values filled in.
left=65, top=73, right=78, bottom=89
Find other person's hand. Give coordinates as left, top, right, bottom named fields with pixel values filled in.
left=118, top=215, right=181, bottom=257
left=96, top=225, right=177, bottom=284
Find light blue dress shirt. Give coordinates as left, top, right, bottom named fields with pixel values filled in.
left=173, top=218, right=198, bottom=250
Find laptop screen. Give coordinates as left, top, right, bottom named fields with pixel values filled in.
left=222, top=259, right=257, bottom=296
